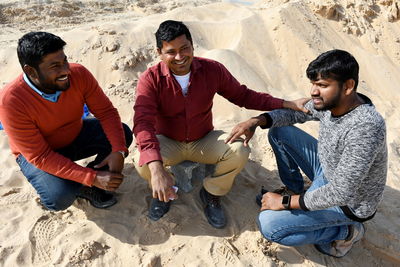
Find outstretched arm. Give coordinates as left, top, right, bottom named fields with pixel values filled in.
left=225, top=115, right=267, bottom=146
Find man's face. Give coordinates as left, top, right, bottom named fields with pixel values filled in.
left=310, top=76, right=344, bottom=111
left=32, top=49, right=71, bottom=94
left=158, top=34, right=194, bottom=76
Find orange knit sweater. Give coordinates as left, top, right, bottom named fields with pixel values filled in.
left=0, top=64, right=127, bottom=186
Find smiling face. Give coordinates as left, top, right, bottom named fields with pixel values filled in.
left=25, top=49, right=71, bottom=94
left=310, top=76, right=344, bottom=112
left=158, top=34, right=194, bottom=76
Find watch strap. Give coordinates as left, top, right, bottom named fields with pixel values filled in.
left=117, top=150, right=127, bottom=158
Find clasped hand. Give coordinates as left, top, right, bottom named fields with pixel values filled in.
left=92, top=151, right=125, bottom=191
left=260, top=192, right=285, bottom=211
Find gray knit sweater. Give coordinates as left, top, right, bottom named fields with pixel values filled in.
left=267, top=94, right=387, bottom=220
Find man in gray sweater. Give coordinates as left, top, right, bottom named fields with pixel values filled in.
left=226, top=49, right=387, bottom=257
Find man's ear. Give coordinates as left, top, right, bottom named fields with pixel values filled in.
left=344, top=79, right=355, bottom=96
left=157, top=48, right=162, bottom=56
left=23, top=65, right=38, bottom=80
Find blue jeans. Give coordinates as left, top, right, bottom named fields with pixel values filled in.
left=16, top=118, right=133, bottom=211
left=257, top=126, right=361, bottom=246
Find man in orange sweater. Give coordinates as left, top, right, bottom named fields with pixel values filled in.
left=0, top=32, right=132, bottom=211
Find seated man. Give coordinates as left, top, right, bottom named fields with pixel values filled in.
left=133, top=20, right=307, bottom=228
left=0, top=32, right=133, bottom=211
left=226, top=49, right=387, bottom=257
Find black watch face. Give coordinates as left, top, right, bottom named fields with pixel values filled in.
left=282, top=195, right=290, bottom=205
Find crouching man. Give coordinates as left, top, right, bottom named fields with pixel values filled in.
left=226, top=49, right=387, bottom=257
left=0, top=32, right=133, bottom=211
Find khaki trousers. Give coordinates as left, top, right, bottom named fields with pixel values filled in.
left=133, top=130, right=250, bottom=196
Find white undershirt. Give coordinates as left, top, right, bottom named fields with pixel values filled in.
left=173, top=72, right=191, bottom=96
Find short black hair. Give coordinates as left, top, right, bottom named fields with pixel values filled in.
left=155, top=20, right=193, bottom=50
left=306, top=49, right=359, bottom=90
left=17, top=31, right=66, bottom=69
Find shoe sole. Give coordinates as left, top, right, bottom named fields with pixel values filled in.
left=315, top=224, right=365, bottom=258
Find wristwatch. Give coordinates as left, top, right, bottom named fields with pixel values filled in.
left=282, top=194, right=291, bottom=210
left=117, top=150, right=127, bottom=158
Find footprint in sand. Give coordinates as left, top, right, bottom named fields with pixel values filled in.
left=0, top=188, right=36, bottom=206
left=69, top=241, right=110, bottom=265
left=212, top=239, right=240, bottom=265
left=29, top=214, right=60, bottom=264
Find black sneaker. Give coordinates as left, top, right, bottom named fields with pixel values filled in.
left=199, top=187, right=226, bottom=229
left=148, top=198, right=171, bottom=221
left=78, top=186, right=117, bottom=209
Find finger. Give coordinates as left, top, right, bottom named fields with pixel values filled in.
left=152, top=190, right=158, bottom=199
left=260, top=202, right=268, bottom=211
left=224, top=131, right=235, bottom=144
left=106, top=186, right=117, bottom=192
left=243, top=138, right=249, bottom=147
left=228, top=132, right=242, bottom=144
left=108, top=181, right=123, bottom=188
left=163, top=192, right=169, bottom=202
left=109, top=177, right=123, bottom=183
left=108, top=179, right=123, bottom=186
left=94, top=160, right=107, bottom=169
left=112, top=171, right=124, bottom=177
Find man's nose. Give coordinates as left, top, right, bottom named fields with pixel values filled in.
left=310, top=85, right=319, bottom=96
left=175, top=52, right=184, bottom=60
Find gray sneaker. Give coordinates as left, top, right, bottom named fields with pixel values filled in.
left=315, top=223, right=365, bottom=258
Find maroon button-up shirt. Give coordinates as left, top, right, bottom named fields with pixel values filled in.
left=133, top=57, right=283, bottom=166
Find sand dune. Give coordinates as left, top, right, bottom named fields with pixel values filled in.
left=0, top=0, right=399, bottom=266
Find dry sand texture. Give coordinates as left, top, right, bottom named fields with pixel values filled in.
left=0, top=0, right=400, bottom=266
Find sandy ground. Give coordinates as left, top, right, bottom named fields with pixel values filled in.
left=0, top=0, right=400, bottom=266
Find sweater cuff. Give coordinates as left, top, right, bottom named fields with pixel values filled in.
left=81, top=169, right=97, bottom=186
left=299, top=193, right=310, bottom=211
left=139, top=148, right=162, bottom=166
left=259, top=113, right=273, bottom=129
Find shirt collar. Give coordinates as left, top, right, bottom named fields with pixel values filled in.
left=23, top=73, right=61, bottom=103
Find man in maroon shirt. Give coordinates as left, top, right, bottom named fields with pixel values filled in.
left=133, top=20, right=307, bottom=228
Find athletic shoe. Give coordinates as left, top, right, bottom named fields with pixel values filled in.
left=315, top=223, right=365, bottom=258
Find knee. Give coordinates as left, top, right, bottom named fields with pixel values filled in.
left=122, top=123, right=133, bottom=148
left=229, top=141, right=250, bottom=162
left=267, top=127, right=284, bottom=145
left=257, top=210, right=287, bottom=244
left=38, top=184, right=80, bottom=211
left=40, top=194, right=76, bottom=211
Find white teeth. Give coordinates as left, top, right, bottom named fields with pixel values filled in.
left=57, top=76, right=68, bottom=81
left=175, top=60, right=185, bottom=65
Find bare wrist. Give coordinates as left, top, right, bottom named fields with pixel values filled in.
left=282, top=100, right=291, bottom=109
left=148, top=160, right=164, bottom=174
left=252, top=115, right=267, bottom=127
